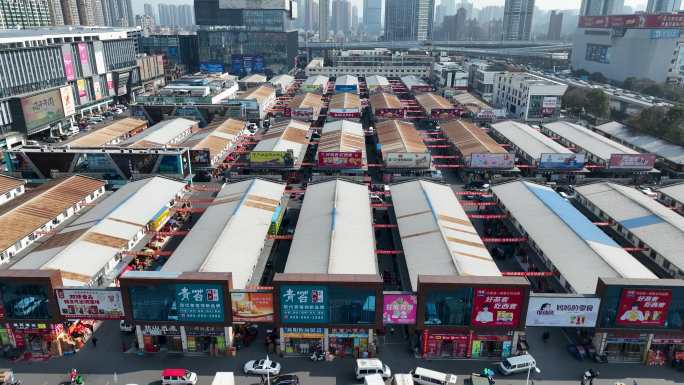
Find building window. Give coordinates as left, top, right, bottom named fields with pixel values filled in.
left=585, top=44, right=610, bottom=64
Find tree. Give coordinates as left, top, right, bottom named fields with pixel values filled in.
left=588, top=72, right=608, bottom=83
left=585, top=89, right=610, bottom=118
left=561, top=87, right=588, bottom=112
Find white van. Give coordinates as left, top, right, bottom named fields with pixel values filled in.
left=364, top=374, right=386, bottom=385
left=211, top=372, right=234, bottom=385
left=410, top=367, right=457, bottom=385
left=498, top=354, right=537, bottom=376
left=355, top=359, right=392, bottom=380
left=392, top=374, right=414, bottom=385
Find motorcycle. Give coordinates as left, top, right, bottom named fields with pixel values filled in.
left=68, top=369, right=84, bottom=385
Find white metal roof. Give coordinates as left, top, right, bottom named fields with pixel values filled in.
left=252, top=120, right=311, bottom=163
left=575, top=182, right=684, bottom=274
left=391, top=180, right=501, bottom=292
left=124, top=118, right=195, bottom=147
left=543, top=121, right=639, bottom=161
left=268, top=74, right=295, bottom=89
left=11, top=177, right=187, bottom=285
left=366, top=75, right=389, bottom=88
left=659, top=183, right=684, bottom=205
left=595, top=121, right=684, bottom=165
left=335, top=74, right=359, bottom=87
left=490, top=120, right=572, bottom=160
left=240, top=74, right=267, bottom=83
left=401, top=75, right=428, bottom=88
left=317, top=120, right=367, bottom=155
left=492, top=180, right=656, bottom=294
left=285, top=180, right=377, bottom=275
left=162, top=179, right=285, bottom=289
left=303, top=75, right=329, bottom=86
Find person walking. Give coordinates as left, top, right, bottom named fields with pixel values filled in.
left=91, top=336, right=98, bottom=348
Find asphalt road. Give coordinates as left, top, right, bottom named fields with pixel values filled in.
left=6, top=322, right=684, bottom=385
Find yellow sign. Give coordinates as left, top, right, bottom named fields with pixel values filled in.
left=149, top=208, right=170, bottom=231
left=249, top=150, right=294, bottom=168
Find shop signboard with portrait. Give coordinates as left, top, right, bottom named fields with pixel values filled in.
left=469, top=153, right=515, bottom=169
left=538, top=153, right=586, bottom=170
left=525, top=296, right=600, bottom=327
left=231, top=290, right=274, bottom=323
left=55, top=288, right=125, bottom=320
left=127, top=282, right=225, bottom=323
left=385, top=153, right=431, bottom=169
left=608, top=154, right=657, bottom=170
left=382, top=293, right=417, bottom=325
left=615, top=289, right=671, bottom=327
left=61, top=44, right=76, bottom=81
left=471, top=287, right=524, bottom=328
left=59, top=86, right=76, bottom=117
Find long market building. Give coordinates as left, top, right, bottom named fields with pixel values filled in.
left=287, top=93, right=323, bottom=122
left=658, top=182, right=684, bottom=215
left=414, top=93, right=459, bottom=120
left=328, top=92, right=362, bottom=120
left=370, top=92, right=405, bottom=120
left=314, top=120, right=367, bottom=181
left=0, top=175, right=26, bottom=206
left=180, top=118, right=246, bottom=169
left=375, top=120, right=434, bottom=180
left=441, top=120, right=514, bottom=174
left=123, top=118, right=197, bottom=148
left=68, top=118, right=148, bottom=147
left=244, top=119, right=312, bottom=182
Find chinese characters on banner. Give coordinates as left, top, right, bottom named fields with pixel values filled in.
left=56, top=289, right=125, bottom=320
left=471, top=287, right=524, bottom=327
left=280, top=285, right=328, bottom=323
left=616, top=289, right=672, bottom=327
left=230, top=291, right=274, bottom=323
left=175, top=284, right=224, bottom=323
left=382, top=293, right=417, bottom=325
left=317, top=151, right=363, bottom=168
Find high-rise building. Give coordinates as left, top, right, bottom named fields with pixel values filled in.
left=646, top=0, right=681, bottom=12
left=143, top=3, right=155, bottom=20
left=442, top=0, right=456, bottom=17
left=61, top=0, right=80, bottom=25
left=77, top=0, right=95, bottom=25
left=331, top=0, right=351, bottom=34
left=100, top=0, right=132, bottom=26
left=384, top=0, right=435, bottom=41
left=479, top=5, right=504, bottom=23
left=50, top=0, right=65, bottom=25
left=195, top=0, right=298, bottom=72
left=579, top=0, right=623, bottom=16
left=502, top=0, right=534, bottom=40
left=310, top=0, right=319, bottom=30
left=304, top=0, right=318, bottom=31
left=351, top=5, right=358, bottom=32
left=435, top=4, right=445, bottom=26
left=547, top=10, right=563, bottom=40
left=320, top=0, right=329, bottom=41
left=363, top=0, right=382, bottom=37
left=120, top=0, right=133, bottom=27
left=0, top=0, right=54, bottom=29
left=136, top=14, right=155, bottom=33
left=178, top=4, right=194, bottom=26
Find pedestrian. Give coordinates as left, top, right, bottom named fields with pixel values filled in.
left=91, top=336, right=97, bottom=348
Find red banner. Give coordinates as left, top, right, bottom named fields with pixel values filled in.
left=579, top=14, right=684, bottom=29
left=471, top=287, right=524, bottom=327
left=317, top=151, right=363, bottom=168
left=608, top=154, right=656, bottom=170
left=616, top=289, right=671, bottom=327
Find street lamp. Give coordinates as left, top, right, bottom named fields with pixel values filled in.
left=526, top=364, right=541, bottom=385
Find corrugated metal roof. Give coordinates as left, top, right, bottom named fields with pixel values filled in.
left=240, top=85, right=276, bottom=104
left=162, top=179, right=285, bottom=289
left=288, top=93, right=323, bottom=110
left=11, top=177, right=187, bottom=284
left=185, top=118, right=245, bottom=162
left=335, top=75, right=359, bottom=87
left=543, top=121, right=639, bottom=161
left=576, top=182, right=684, bottom=273
left=253, top=120, right=311, bottom=165
left=285, top=180, right=377, bottom=275
left=0, top=175, right=105, bottom=253
left=391, top=180, right=501, bottom=291
left=401, top=75, right=428, bottom=88
left=240, top=74, right=267, bottom=83
left=595, top=121, right=684, bottom=165
left=659, top=182, right=684, bottom=206
left=303, top=75, right=329, bottom=86
left=492, top=180, right=656, bottom=294
left=317, top=120, right=366, bottom=153
left=269, top=74, right=294, bottom=88
left=69, top=118, right=147, bottom=147
left=370, top=92, right=402, bottom=110
left=490, top=120, right=572, bottom=160
left=125, top=118, right=195, bottom=148
left=442, top=120, right=507, bottom=157
left=366, top=75, right=389, bottom=88
left=0, top=175, right=24, bottom=198
left=415, top=92, right=453, bottom=112
left=376, top=120, right=427, bottom=154
left=329, top=92, right=361, bottom=110
left=453, top=92, right=490, bottom=114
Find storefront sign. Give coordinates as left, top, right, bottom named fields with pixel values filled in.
left=149, top=207, right=170, bottom=232
left=385, top=153, right=431, bottom=168
left=141, top=325, right=181, bottom=336
left=59, top=86, right=76, bottom=117
left=249, top=150, right=294, bottom=168
left=525, top=296, right=600, bottom=327
left=329, top=328, right=369, bottom=338
left=230, top=291, right=274, bottom=322
left=616, top=289, right=671, bottom=327
left=652, top=335, right=684, bottom=344
left=539, top=153, right=586, bottom=170
left=382, top=293, right=417, bottom=325
left=329, top=109, right=360, bottom=118
left=469, top=153, right=515, bottom=169
left=93, top=41, right=106, bottom=74
left=578, top=14, right=684, bottom=29
left=93, top=79, right=103, bottom=101
left=9, top=322, right=58, bottom=334
left=281, top=327, right=324, bottom=338
left=62, top=45, right=75, bottom=81
left=280, top=285, right=327, bottom=324
left=55, top=288, right=125, bottom=320
left=471, top=287, right=524, bottom=327
left=376, top=109, right=405, bottom=119
left=317, top=151, right=363, bottom=168
left=20, top=90, right=64, bottom=131
left=106, top=73, right=114, bottom=96
left=185, top=326, right=225, bottom=336
left=606, top=332, right=647, bottom=343
left=175, top=284, right=224, bottom=322
left=128, top=283, right=226, bottom=323
left=608, top=154, right=656, bottom=170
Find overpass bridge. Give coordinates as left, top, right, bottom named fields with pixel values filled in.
left=301, top=40, right=572, bottom=51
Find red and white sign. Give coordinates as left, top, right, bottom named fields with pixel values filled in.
left=616, top=289, right=671, bottom=327
left=317, top=151, right=363, bottom=168
left=579, top=14, right=684, bottom=29
left=56, top=288, right=125, bottom=320
left=471, top=287, right=525, bottom=327
left=469, top=153, right=515, bottom=169
left=608, top=154, right=656, bottom=170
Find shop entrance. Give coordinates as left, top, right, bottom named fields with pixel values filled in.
left=328, top=328, right=370, bottom=358
left=604, top=334, right=648, bottom=363
left=140, top=325, right=182, bottom=353
left=422, top=331, right=469, bottom=359
left=648, top=335, right=684, bottom=367
left=280, top=328, right=325, bottom=356
left=185, top=326, right=227, bottom=356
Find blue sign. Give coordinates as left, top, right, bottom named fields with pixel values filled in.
left=200, top=62, right=225, bottom=73
left=128, top=283, right=225, bottom=323
left=650, top=29, right=680, bottom=40
left=280, top=285, right=328, bottom=323
left=230, top=55, right=266, bottom=75
left=167, top=47, right=178, bottom=58
left=538, top=153, right=586, bottom=170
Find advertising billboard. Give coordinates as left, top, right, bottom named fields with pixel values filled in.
left=128, top=283, right=225, bottom=323
left=578, top=14, right=684, bottom=29
left=116, top=72, right=129, bottom=96
left=431, top=109, right=459, bottom=120
left=56, top=288, right=125, bottom=320
left=59, top=86, right=76, bottom=117
left=469, top=153, right=515, bottom=169
left=219, top=0, right=291, bottom=10
left=608, top=154, right=657, bottom=170
left=20, top=90, right=65, bottom=131
left=77, top=79, right=89, bottom=103
left=249, top=150, right=294, bottom=168
left=0, top=281, right=53, bottom=321
left=200, top=62, right=225, bottom=73
left=106, top=73, right=114, bottom=96
left=542, top=96, right=558, bottom=116
left=539, top=153, right=586, bottom=170
left=615, top=289, right=671, bottom=327
left=385, top=152, right=431, bottom=168
left=231, top=290, right=275, bottom=323
left=280, top=285, right=328, bottom=324
left=382, top=293, right=417, bottom=325
left=93, top=41, right=106, bottom=74
left=93, top=78, right=103, bottom=101
left=190, top=149, right=211, bottom=167
left=525, top=296, right=600, bottom=327
left=230, top=55, right=265, bottom=75
left=376, top=109, right=406, bottom=119
left=78, top=42, right=91, bottom=76
left=317, top=151, right=363, bottom=168
left=471, top=287, right=525, bottom=327
left=61, top=44, right=76, bottom=81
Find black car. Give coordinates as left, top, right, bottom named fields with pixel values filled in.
left=273, top=374, right=299, bottom=385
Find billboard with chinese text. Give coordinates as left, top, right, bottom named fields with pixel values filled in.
left=539, top=153, right=586, bottom=170
left=471, top=287, right=524, bottom=327
left=20, top=90, right=65, bottom=131
left=317, top=151, right=363, bottom=168
left=59, top=86, right=76, bottom=117
left=616, top=289, right=671, bottom=327
left=525, top=296, right=600, bottom=327
left=383, top=293, right=417, bottom=325
left=385, top=152, right=431, bottom=168
left=61, top=44, right=75, bottom=81
left=231, top=290, right=274, bottom=323
left=56, top=288, right=125, bottom=320
left=578, top=14, right=684, bottom=29
left=128, top=283, right=225, bottom=323
left=469, top=153, right=515, bottom=169
left=279, top=285, right=328, bottom=323
left=249, top=150, right=294, bottom=168
left=608, top=154, right=656, bottom=170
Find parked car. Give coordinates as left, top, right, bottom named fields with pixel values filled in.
left=161, top=369, right=198, bottom=385
left=355, top=359, right=391, bottom=380
left=638, top=186, right=658, bottom=198
left=498, top=354, right=538, bottom=375
left=244, top=358, right=281, bottom=376
left=272, top=374, right=299, bottom=385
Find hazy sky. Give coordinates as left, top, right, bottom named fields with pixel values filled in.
left=133, top=0, right=649, bottom=16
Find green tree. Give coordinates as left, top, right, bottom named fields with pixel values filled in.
left=585, top=89, right=610, bottom=118
left=562, top=87, right=588, bottom=112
